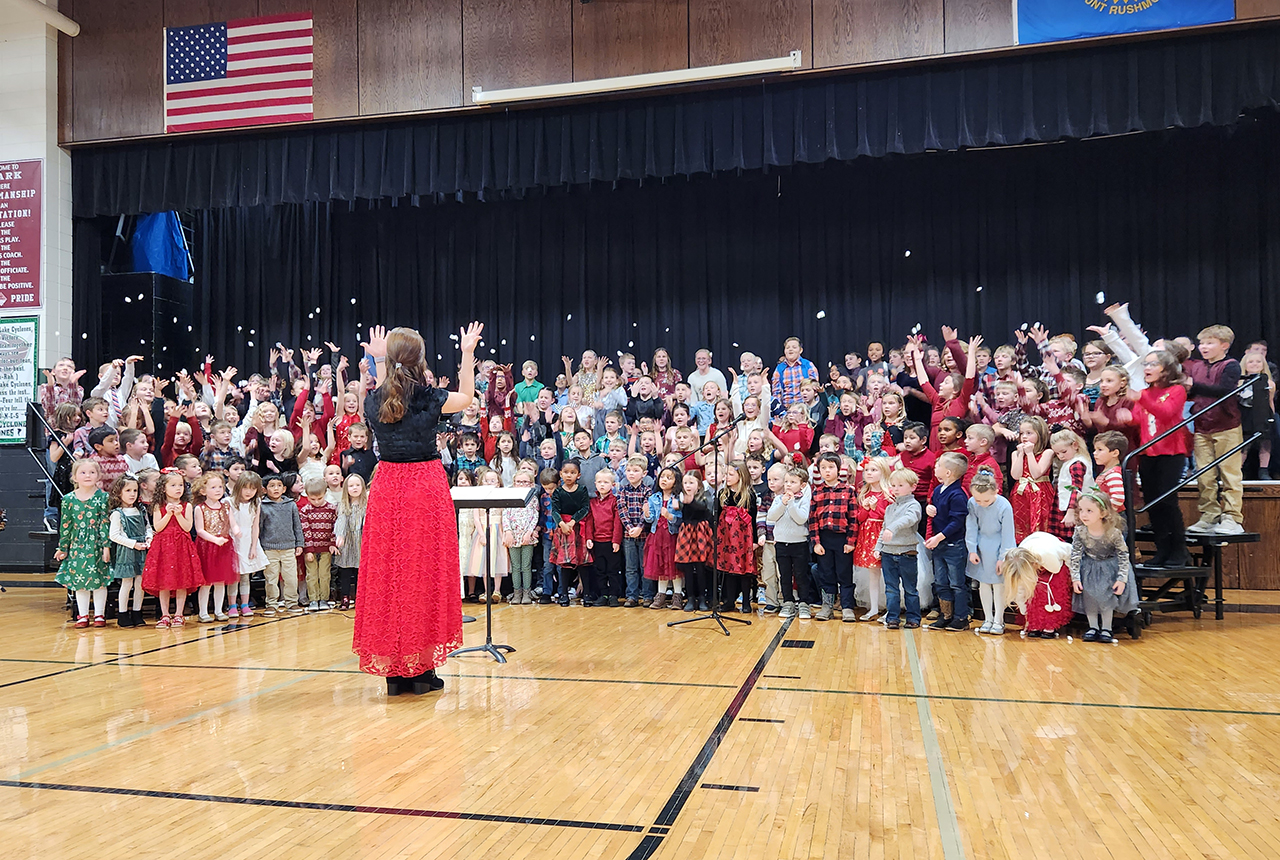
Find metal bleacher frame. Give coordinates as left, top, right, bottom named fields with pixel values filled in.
left=1122, top=378, right=1263, bottom=624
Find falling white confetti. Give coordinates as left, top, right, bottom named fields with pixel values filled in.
left=617, top=350, right=624, bottom=356
left=162, top=346, right=166, bottom=351
left=237, top=326, right=243, bottom=332
left=55, top=331, right=60, bottom=337
left=976, top=286, right=983, bottom=293
left=816, top=310, right=826, bottom=319
left=350, top=298, right=357, bottom=305
left=450, top=333, right=459, bottom=340
left=1020, top=323, right=1028, bottom=331
left=124, top=297, right=132, bottom=304
left=157, top=363, right=163, bottom=370
left=306, top=335, right=312, bottom=341
left=633, top=322, right=638, bottom=327
left=81, top=333, right=87, bottom=339
left=732, top=343, right=739, bottom=348
left=140, top=339, right=146, bottom=345
left=665, top=327, right=670, bottom=333
left=628, top=341, right=634, bottom=347
left=172, top=317, right=177, bottom=324
left=250, top=329, right=255, bottom=335
left=501, top=339, right=507, bottom=345
left=247, top=341, right=254, bottom=348
left=437, top=354, right=442, bottom=360
left=490, top=348, right=496, bottom=354
left=315, top=307, right=321, bottom=314
left=187, top=326, right=193, bottom=332
left=904, top=250, right=911, bottom=258
left=566, top=314, right=572, bottom=321
left=137, top=293, right=144, bottom=300
left=1034, top=321, right=1041, bottom=328
left=530, top=335, right=536, bottom=341
left=1096, top=291, right=1106, bottom=304
left=308, top=313, right=314, bottom=319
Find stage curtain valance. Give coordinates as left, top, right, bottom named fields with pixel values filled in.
left=71, top=22, right=1280, bottom=218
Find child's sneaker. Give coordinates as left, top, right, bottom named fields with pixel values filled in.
left=226, top=606, right=240, bottom=618
left=779, top=602, right=796, bottom=619
left=798, top=603, right=812, bottom=620
left=262, top=605, right=277, bottom=617
left=307, top=601, right=321, bottom=612
left=241, top=603, right=254, bottom=617
left=198, top=614, right=214, bottom=623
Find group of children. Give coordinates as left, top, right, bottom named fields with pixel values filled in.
left=44, top=304, right=1271, bottom=641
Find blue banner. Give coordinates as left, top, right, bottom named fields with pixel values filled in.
left=1018, top=0, right=1234, bottom=45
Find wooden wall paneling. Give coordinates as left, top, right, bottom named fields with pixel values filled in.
left=163, top=0, right=260, bottom=29
left=813, top=0, right=943, bottom=67
left=1237, top=0, right=1280, bottom=19
left=359, top=0, right=462, bottom=114
left=259, top=0, right=357, bottom=119
left=71, top=0, right=164, bottom=140
left=463, top=0, right=573, bottom=103
left=57, top=0, right=73, bottom=143
left=943, top=0, right=1013, bottom=54
left=689, top=0, right=813, bottom=69
left=572, top=0, right=689, bottom=81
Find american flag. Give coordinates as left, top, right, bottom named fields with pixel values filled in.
left=164, top=12, right=313, bottom=134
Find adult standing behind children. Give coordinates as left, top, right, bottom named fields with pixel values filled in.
left=355, top=321, right=484, bottom=698
left=687, top=349, right=728, bottom=404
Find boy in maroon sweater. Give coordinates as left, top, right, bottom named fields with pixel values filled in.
left=961, top=424, right=1004, bottom=495
left=584, top=471, right=625, bottom=606
left=299, top=477, right=337, bottom=612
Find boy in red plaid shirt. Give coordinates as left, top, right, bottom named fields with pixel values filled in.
left=808, top=453, right=859, bottom=621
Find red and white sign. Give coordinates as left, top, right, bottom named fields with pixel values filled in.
left=0, top=159, right=41, bottom=310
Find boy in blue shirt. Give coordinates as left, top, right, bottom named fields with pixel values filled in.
left=925, top=451, right=970, bottom=631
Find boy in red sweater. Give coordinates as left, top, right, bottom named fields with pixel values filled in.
left=584, top=470, right=625, bottom=606
left=897, top=423, right=938, bottom=510
left=961, top=424, right=1004, bottom=495
left=298, top=477, right=337, bottom=612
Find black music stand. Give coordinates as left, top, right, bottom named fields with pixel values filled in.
left=668, top=419, right=752, bottom=636
left=449, top=485, right=538, bottom=663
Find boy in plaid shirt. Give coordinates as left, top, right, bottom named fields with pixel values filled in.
left=616, top=456, right=653, bottom=607
left=808, top=452, right=859, bottom=621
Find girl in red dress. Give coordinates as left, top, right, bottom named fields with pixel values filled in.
left=1004, top=531, right=1074, bottom=638
left=194, top=472, right=240, bottom=623
left=672, top=471, right=713, bottom=611
left=715, top=462, right=758, bottom=614
left=1010, top=417, right=1054, bottom=542
left=355, top=322, right=482, bottom=697
left=142, top=470, right=205, bottom=629
left=644, top=467, right=681, bottom=607
left=852, top=456, right=893, bottom=621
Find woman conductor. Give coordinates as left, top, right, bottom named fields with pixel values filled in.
left=355, top=321, right=483, bottom=696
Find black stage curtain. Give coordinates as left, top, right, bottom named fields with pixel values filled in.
left=80, top=114, right=1277, bottom=377
left=72, top=22, right=1280, bottom=218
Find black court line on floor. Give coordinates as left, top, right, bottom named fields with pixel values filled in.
left=0, top=580, right=61, bottom=588
left=1, top=657, right=740, bottom=692
left=700, top=783, right=760, bottom=792
left=762, top=674, right=801, bottom=679
left=756, top=685, right=1280, bottom=718
left=625, top=619, right=792, bottom=860
left=736, top=717, right=785, bottom=724
left=0, top=780, right=645, bottom=831
left=0, top=616, right=298, bottom=690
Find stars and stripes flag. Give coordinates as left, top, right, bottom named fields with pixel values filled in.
left=164, top=12, right=313, bottom=133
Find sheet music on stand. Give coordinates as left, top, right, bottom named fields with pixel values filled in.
left=449, top=485, right=538, bottom=663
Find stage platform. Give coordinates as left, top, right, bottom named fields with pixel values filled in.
left=4, top=589, right=1280, bottom=859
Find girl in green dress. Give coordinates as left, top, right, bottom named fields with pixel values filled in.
left=54, top=459, right=112, bottom=628
left=109, top=474, right=151, bottom=628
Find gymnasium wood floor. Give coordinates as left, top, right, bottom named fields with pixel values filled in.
left=4, top=589, right=1280, bottom=860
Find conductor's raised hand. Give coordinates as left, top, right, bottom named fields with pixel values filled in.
left=460, top=322, right=484, bottom=354
left=361, top=325, right=388, bottom=359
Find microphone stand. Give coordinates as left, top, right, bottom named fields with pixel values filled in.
left=668, top=416, right=752, bottom=636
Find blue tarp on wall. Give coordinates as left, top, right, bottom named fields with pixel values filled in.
left=130, top=212, right=189, bottom=280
